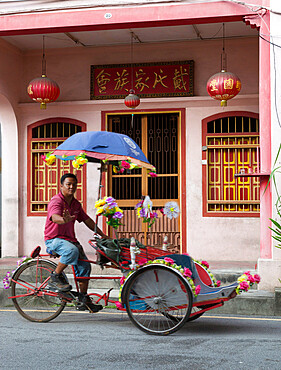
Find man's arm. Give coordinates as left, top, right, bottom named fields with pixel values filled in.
left=83, top=217, right=109, bottom=238
left=51, top=209, right=75, bottom=224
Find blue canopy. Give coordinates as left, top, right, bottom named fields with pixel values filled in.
left=53, top=131, right=154, bottom=169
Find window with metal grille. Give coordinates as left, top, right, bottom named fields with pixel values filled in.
left=27, top=119, right=86, bottom=216
left=202, top=112, right=260, bottom=217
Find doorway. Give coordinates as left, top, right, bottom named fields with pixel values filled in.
left=107, top=112, right=181, bottom=250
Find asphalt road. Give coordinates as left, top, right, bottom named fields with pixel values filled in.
left=0, top=308, right=280, bottom=370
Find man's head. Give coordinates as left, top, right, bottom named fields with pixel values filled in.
left=60, top=173, right=78, bottom=198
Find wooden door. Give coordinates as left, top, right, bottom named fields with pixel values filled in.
left=108, top=113, right=180, bottom=250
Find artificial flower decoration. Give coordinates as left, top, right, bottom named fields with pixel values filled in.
left=236, top=271, right=261, bottom=294
left=183, top=267, right=192, bottom=278
left=94, top=196, right=123, bottom=229
left=163, top=201, right=180, bottom=219
left=147, top=166, right=157, bottom=177
left=72, top=152, right=88, bottom=170
left=41, top=152, right=56, bottom=166
left=113, top=158, right=139, bottom=174
left=135, top=195, right=158, bottom=228
left=201, top=260, right=209, bottom=269
left=3, top=256, right=31, bottom=289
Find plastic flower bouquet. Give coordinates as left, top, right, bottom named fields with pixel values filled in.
left=112, top=158, right=139, bottom=174
left=135, top=195, right=158, bottom=228
left=95, top=196, right=124, bottom=229
left=236, top=271, right=261, bottom=294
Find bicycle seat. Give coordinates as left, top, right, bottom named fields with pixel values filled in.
left=30, top=246, right=41, bottom=258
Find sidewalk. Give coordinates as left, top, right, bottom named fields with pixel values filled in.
left=1, top=256, right=280, bottom=316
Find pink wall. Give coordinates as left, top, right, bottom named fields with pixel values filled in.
left=20, top=37, right=259, bottom=103
left=13, top=36, right=261, bottom=262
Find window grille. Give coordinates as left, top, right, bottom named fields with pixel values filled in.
left=108, top=113, right=180, bottom=248
left=27, top=120, right=86, bottom=216
left=203, top=113, right=260, bottom=217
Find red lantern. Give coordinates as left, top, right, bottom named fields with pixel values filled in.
left=124, top=89, right=140, bottom=109
left=27, top=75, right=60, bottom=109
left=206, top=70, right=241, bottom=107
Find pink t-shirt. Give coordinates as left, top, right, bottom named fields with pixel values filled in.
left=44, top=192, right=89, bottom=242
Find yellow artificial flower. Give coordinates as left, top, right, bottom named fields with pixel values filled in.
left=116, top=207, right=123, bottom=213
left=72, top=160, right=80, bottom=169
left=95, top=199, right=106, bottom=208
left=113, top=166, right=118, bottom=174
left=45, top=155, right=56, bottom=165
left=96, top=207, right=104, bottom=215
left=237, top=274, right=247, bottom=282
left=76, top=157, right=88, bottom=165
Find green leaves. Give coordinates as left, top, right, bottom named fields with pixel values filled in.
left=269, top=218, right=281, bottom=248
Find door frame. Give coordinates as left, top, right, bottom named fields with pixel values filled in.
left=101, top=108, right=187, bottom=253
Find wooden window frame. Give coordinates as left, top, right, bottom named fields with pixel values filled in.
left=27, top=117, right=87, bottom=217
left=202, top=111, right=260, bottom=218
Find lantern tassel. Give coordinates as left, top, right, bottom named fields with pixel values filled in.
left=131, top=113, right=134, bottom=128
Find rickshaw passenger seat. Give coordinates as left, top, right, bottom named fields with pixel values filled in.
left=156, top=254, right=196, bottom=278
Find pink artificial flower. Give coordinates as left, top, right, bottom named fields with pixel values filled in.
left=244, top=271, right=251, bottom=276
left=138, top=258, right=148, bottom=266
left=119, top=168, right=125, bottom=173
left=239, top=281, right=249, bottom=291
left=120, top=276, right=125, bottom=285
left=41, top=155, right=46, bottom=162
left=182, top=253, right=190, bottom=256
left=195, top=285, right=201, bottom=295
left=115, top=301, right=124, bottom=310
left=149, top=172, right=158, bottom=178
left=164, top=257, right=175, bottom=264
left=201, top=260, right=209, bottom=269
left=121, top=161, right=131, bottom=169
left=159, top=208, right=164, bottom=214
left=247, top=274, right=255, bottom=283
left=216, top=280, right=221, bottom=287
left=183, top=267, right=192, bottom=278
left=254, top=274, right=261, bottom=283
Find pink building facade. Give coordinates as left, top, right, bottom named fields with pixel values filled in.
left=0, top=0, right=279, bottom=291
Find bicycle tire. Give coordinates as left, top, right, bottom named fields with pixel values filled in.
left=124, top=264, right=193, bottom=335
left=11, top=259, right=66, bottom=322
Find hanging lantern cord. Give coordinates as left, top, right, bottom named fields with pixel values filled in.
left=221, top=23, right=227, bottom=72
left=130, top=31, right=134, bottom=90
left=130, top=31, right=135, bottom=128
left=42, top=35, right=46, bottom=77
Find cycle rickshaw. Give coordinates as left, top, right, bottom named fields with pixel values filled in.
left=7, top=131, right=259, bottom=335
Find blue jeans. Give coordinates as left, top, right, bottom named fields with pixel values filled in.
left=45, top=238, right=91, bottom=277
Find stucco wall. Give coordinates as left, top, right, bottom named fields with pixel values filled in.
left=13, top=36, right=260, bottom=260
left=20, top=37, right=259, bottom=103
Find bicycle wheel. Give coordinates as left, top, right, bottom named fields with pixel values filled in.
left=11, top=259, right=66, bottom=322
left=124, top=264, right=193, bottom=335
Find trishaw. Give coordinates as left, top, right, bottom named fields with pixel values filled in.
left=7, top=131, right=259, bottom=335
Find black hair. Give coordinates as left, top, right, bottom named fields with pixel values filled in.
left=60, top=173, right=78, bottom=185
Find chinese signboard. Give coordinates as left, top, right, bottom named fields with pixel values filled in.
left=90, top=60, right=194, bottom=100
